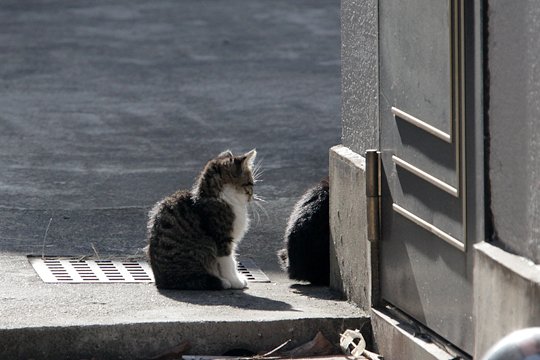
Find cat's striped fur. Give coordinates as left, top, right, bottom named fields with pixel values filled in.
left=147, top=149, right=257, bottom=290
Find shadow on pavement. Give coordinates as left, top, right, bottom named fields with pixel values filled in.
left=289, top=283, right=344, bottom=301
left=158, top=288, right=299, bottom=312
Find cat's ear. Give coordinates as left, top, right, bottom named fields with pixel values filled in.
left=242, top=149, right=257, bottom=169
left=218, top=150, right=234, bottom=158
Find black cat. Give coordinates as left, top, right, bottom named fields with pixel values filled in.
left=278, top=178, right=329, bottom=285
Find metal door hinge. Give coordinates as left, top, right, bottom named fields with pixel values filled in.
left=366, top=150, right=381, bottom=242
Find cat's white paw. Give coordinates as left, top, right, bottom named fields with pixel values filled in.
left=220, top=278, right=232, bottom=289
left=229, top=275, right=248, bottom=289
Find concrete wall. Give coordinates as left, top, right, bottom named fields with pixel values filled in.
left=337, top=0, right=540, bottom=358
left=329, top=145, right=374, bottom=311
left=473, top=242, right=540, bottom=358
left=334, top=0, right=379, bottom=310
left=488, top=0, right=540, bottom=264
left=341, top=0, right=378, bottom=154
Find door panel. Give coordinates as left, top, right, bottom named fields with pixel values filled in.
left=379, top=0, right=452, bottom=136
left=379, top=0, right=473, bottom=353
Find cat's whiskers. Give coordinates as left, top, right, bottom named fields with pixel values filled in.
left=249, top=195, right=269, bottom=227
left=252, top=160, right=265, bottom=183
left=251, top=203, right=261, bottom=226
left=254, top=170, right=265, bottom=182
left=247, top=192, right=268, bottom=226
left=249, top=158, right=266, bottom=226
left=255, top=200, right=269, bottom=218
left=252, top=194, right=267, bottom=203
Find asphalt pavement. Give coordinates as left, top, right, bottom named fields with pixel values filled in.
left=0, top=0, right=341, bottom=270
left=0, top=1, right=368, bottom=358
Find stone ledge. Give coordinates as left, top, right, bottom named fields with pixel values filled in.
left=473, top=241, right=540, bottom=358
left=329, top=145, right=376, bottom=311
left=0, top=253, right=369, bottom=359
left=1, top=318, right=369, bottom=359
left=371, top=308, right=460, bottom=360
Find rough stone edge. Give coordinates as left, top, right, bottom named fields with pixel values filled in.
left=329, top=145, right=373, bottom=311
left=0, top=317, right=369, bottom=360
left=473, top=241, right=540, bottom=358
left=474, top=241, right=540, bottom=282
left=371, top=308, right=456, bottom=360
left=330, top=145, right=366, bottom=170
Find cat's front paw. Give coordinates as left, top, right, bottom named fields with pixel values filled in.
left=220, top=278, right=232, bottom=289
left=229, top=275, right=248, bottom=289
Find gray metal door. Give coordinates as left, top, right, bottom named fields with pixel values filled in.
left=379, top=0, right=476, bottom=354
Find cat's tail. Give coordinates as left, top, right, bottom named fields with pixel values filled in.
left=155, top=273, right=225, bottom=290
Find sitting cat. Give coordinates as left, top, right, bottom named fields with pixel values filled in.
left=278, top=178, right=330, bottom=285
left=147, top=149, right=257, bottom=290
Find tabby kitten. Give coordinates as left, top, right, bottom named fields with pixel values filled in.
left=147, top=149, right=257, bottom=290
left=278, top=178, right=330, bottom=285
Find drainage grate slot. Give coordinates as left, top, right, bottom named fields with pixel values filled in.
left=236, top=258, right=271, bottom=283
left=28, top=256, right=270, bottom=284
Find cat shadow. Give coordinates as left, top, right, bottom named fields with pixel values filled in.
left=288, top=283, right=344, bottom=301
left=158, top=288, right=299, bottom=312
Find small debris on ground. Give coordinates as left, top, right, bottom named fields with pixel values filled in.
left=339, top=329, right=383, bottom=360
left=171, top=329, right=383, bottom=360
left=362, top=349, right=384, bottom=360
left=340, top=329, right=366, bottom=358
left=281, top=331, right=336, bottom=358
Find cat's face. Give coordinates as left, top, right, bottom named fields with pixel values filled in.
left=216, top=149, right=257, bottom=201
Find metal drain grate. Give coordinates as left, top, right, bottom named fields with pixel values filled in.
left=237, top=258, right=271, bottom=283
left=28, top=256, right=270, bottom=284
left=28, top=257, right=154, bottom=283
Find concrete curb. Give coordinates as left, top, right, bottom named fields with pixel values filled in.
left=1, top=317, right=369, bottom=359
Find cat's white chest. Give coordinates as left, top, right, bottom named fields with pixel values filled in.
left=220, top=185, right=249, bottom=243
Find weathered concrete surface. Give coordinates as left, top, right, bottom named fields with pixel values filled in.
left=329, top=145, right=375, bottom=310
left=0, top=254, right=367, bottom=359
left=488, top=0, right=540, bottom=263
left=0, top=0, right=364, bottom=358
left=371, top=308, right=457, bottom=360
left=473, top=242, right=540, bottom=358
left=341, top=0, right=379, bottom=154
left=2, top=318, right=368, bottom=360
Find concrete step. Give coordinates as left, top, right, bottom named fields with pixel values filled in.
left=0, top=255, right=368, bottom=359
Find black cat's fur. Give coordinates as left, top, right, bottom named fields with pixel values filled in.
left=278, top=178, right=330, bottom=285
